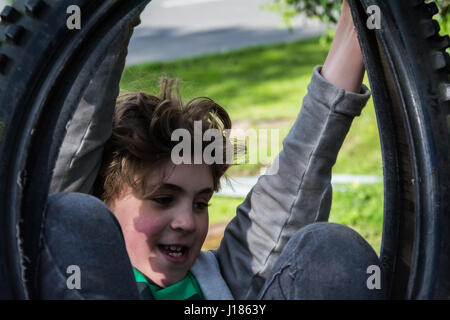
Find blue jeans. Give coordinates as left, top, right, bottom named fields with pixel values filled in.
left=259, top=222, right=386, bottom=299
left=38, top=192, right=386, bottom=299
left=37, top=193, right=140, bottom=299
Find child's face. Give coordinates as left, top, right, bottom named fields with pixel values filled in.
left=110, top=161, right=214, bottom=288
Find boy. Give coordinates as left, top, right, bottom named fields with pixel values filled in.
left=43, top=0, right=385, bottom=299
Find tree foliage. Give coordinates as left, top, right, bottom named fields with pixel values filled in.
left=268, top=0, right=449, bottom=34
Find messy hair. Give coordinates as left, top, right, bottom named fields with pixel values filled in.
left=94, top=78, right=239, bottom=206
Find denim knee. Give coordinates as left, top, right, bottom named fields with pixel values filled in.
left=259, top=222, right=387, bottom=300
left=45, top=192, right=124, bottom=242
left=38, top=192, right=139, bottom=299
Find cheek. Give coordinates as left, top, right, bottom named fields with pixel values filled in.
left=116, top=207, right=168, bottom=250
left=197, top=214, right=209, bottom=242
left=132, top=214, right=168, bottom=242
left=122, top=216, right=167, bottom=259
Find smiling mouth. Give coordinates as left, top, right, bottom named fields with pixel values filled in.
left=158, top=244, right=189, bottom=262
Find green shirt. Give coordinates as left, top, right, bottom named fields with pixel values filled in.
left=133, top=267, right=204, bottom=300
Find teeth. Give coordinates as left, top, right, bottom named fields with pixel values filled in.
left=163, top=245, right=184, bottom=252
left=168, top=252, right=182, bottom=257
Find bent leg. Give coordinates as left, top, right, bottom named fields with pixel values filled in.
left=37, top=192, right=139, bottom=299
left=259, top=222, right=386, bottom=300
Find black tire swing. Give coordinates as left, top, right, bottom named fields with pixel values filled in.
left=348, top=0, right=450, bottom=299
left=0, top=0, right=449, bottom=299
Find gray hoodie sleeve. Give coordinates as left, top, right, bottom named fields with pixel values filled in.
left=214, top=65, right=371, bottom=299
left=50, top=16, right=139, bottom=194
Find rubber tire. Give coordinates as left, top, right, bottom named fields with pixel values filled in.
left=348, top=0, right=450, bottom=299
left=0, top=0, right=449, bottom=300
left=0, top=0, right=151, bottom=299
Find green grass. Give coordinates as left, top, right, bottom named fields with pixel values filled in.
left=121, top=37, right=327, bottom=121
left=120, top=36, right=383, bottom=178
left=208, top=196, right=243, bottom=225
left=329, top=182, right=384, bottom=254
left=209, top=182, right=384, bottom=255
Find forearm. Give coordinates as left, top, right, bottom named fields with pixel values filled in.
left=321, top=0, right=365, bottom=93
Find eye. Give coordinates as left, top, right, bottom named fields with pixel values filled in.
left=151, top=196, right=173, bottom=206
left=193, top=201, right=211, bottom=211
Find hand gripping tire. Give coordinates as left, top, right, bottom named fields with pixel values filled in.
left=0, top=0, right=449, bottom=299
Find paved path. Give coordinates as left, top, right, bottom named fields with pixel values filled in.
left=216, top=174, right=382, bottom=198
left=125, top=0, right=325, bottom=65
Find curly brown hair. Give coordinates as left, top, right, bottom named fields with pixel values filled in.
left=94, top=78, right=238, bottom=206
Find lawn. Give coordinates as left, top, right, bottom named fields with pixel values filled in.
left=120, top=36, right=382, bottom=177
left=120, top=36, right=384, bottom=254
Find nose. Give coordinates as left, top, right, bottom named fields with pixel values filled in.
left=170, top=204, right=196, bottom=233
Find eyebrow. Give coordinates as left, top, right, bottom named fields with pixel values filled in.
left=157, top=183, right=214, bottom=195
